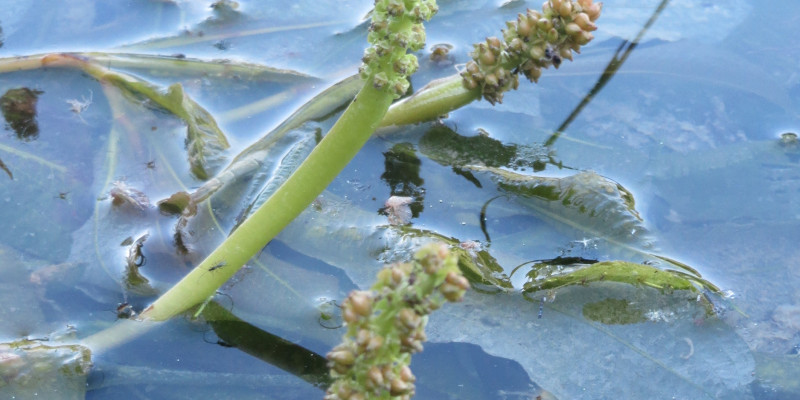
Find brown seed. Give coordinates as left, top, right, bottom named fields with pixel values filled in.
left=480, top=48, right=496, bottom=66
left=575, top=30, right=594, bottom=45
left=445, top=271, right=470, bottom=291
left=558, top=0, right=572, bottom=17
left=486, top=36, right=503, bottom=50
left=529, top=45, right=545, bottom=60
left=565, top=22, right=583, bottom=36
left=399, top=365, right=416, bottom=382
left=527, top=9, right=542, bottom=20
left=485, top=73, right=499, bottom=88
left=517, top=15, right=531, bottom=36
left=390, top=377, right=411, bottom=395
left=327, top=349, right=355, bottom=366
left=398, top=308, right=420, bottom=330
left=366, top=335, right=385, bottom=352
left=391, top=267, right=405, bottom=285
left=537, top=18, right=552, bottom=31
left=585, top=2, right=602, bottom=21
left=573, top=12, right=597, bottom=31
left=335, top=383, right=353, bottom=399
left=367, top=365, right=385, bottom=388
left=348, top=291, right=373, bottom=317
left=440, top=283, right=466, bottom=302
left=356, top=329, right=371, bottom=347
left=526, top=66, right=542, bottom=82
left=342, top=307, right=359, bottom=324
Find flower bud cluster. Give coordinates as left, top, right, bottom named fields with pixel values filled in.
left=360, top=0, right=439, bottom=98
left=461, top=0, right=602, bottom=104
left=325, top=243, right=469, bottom=399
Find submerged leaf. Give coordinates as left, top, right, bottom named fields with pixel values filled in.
left=84, top=53, right=318, bottom=84
left=752, top=352, right=800, bottom=398
left=163, top=83, right=231, bottom=180
left=0, top=340, right=91, bottom=400
left=104, top=72, right=230, bottom=180
left=170, top=74, right=361, bottom=217
left=582, top=298, right=647, bottom=325
left=523, top=260, right=696, bottom=293
left=468, top=166, right=654, bottom=250
left=419, top=124, right=551, bottom=171
left=426, top=286, right=755, bottom=399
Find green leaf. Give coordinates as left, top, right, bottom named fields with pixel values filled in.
left=522, top=260, right=696, bottom=293
left=103, top=73, right=230, bottom=180
left=165, top=83, right=230, bottom=180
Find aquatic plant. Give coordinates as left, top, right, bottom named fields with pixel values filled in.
left=3, top=0, right=788, bottom=397
left=325, top=243, right=468, bottom=400
left=138, top=0, right=604, bottom=323
left=380, top=0, right=602, bottom=125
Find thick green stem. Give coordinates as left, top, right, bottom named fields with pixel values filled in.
left=139, top=81, right=394, bottom=321
left=380, top=74, right=480, bottom=127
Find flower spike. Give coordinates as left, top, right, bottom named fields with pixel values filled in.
left=462, top=0, right=603, bottom=104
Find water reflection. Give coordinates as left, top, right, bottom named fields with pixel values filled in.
left=544, top=0, right=670, bottom=147
left=0, top=87, right=43, bottom=141
left=381, top=143, right=425, bottom=219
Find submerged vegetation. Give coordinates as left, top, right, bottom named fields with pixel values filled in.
left=2, top=0, right=797, bottom=399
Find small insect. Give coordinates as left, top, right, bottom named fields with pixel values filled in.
left=197, top=261, right=227, bottom=284
left=544, top=46, right=562, bottom=68
left=429, top=43, right=454, bottom=66
left=66, top=90, right=93, bottom=122
left=208, top=261, right=227, bottom=272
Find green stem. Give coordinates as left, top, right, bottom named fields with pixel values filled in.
left=139, top=80, right=394, bottom=321
left=380, top=74, right=480, bottom=127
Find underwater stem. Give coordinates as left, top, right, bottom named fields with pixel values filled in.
left=138, top=81, right=393, bottom=321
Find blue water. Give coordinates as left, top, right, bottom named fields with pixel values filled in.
left=1, top=1, right=798, bottom=399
